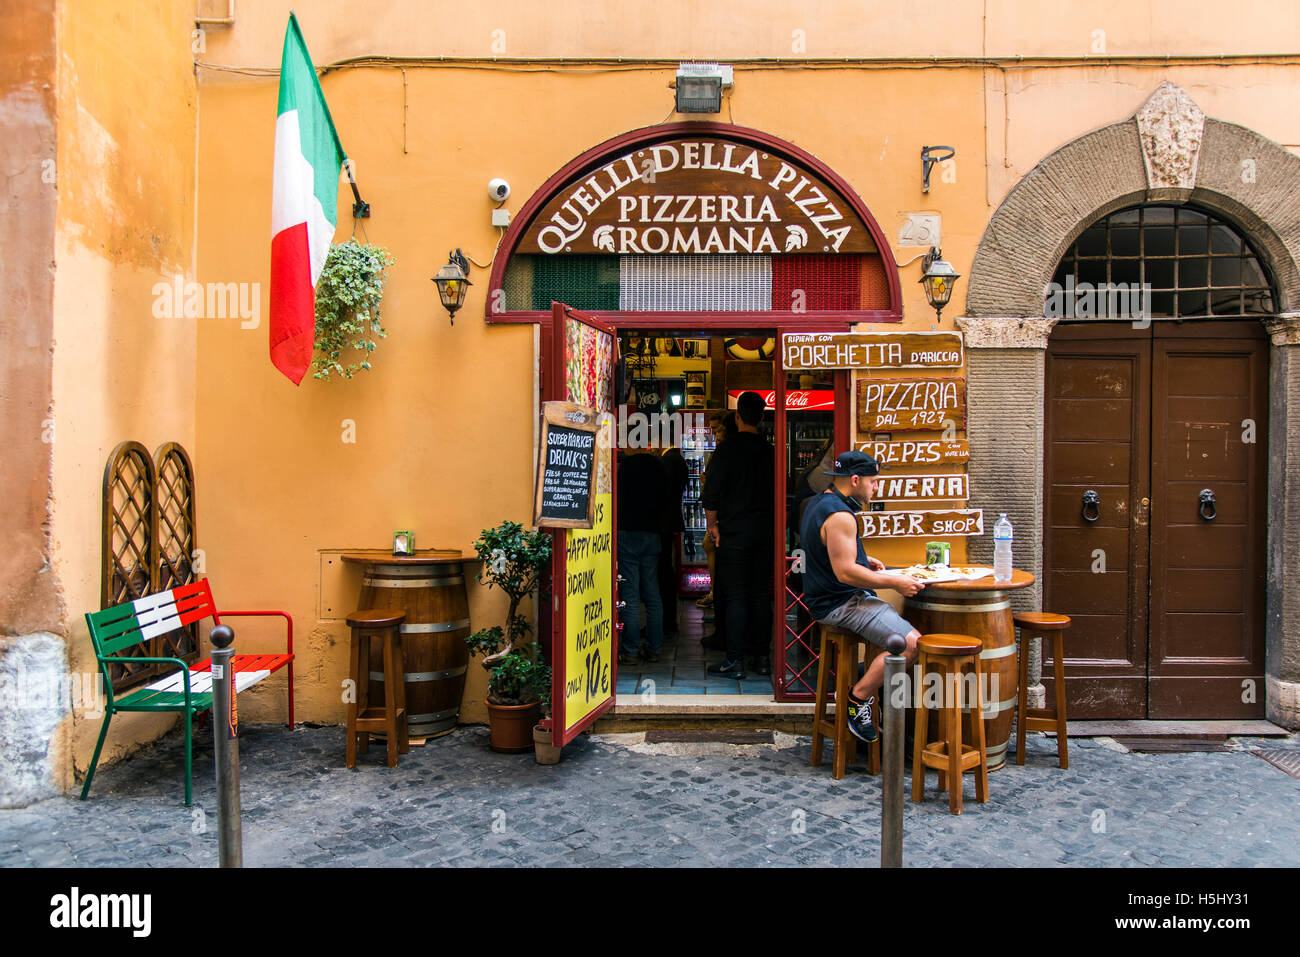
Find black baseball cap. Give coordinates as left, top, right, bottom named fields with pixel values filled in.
left=823, top=450, right=884, bottom=477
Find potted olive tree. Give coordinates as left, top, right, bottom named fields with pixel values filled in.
left=465, top=521, right=552, bottom=753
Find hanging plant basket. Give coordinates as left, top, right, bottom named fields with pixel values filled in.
left=312, top=240, right=395, bottom=381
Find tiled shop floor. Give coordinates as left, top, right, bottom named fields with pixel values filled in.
left=619, top=598, right=778, bottom=694
left=3, top=723, right=1298, bottom=867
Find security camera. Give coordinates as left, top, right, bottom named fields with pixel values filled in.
left=488, top=178, right=510, bottom=202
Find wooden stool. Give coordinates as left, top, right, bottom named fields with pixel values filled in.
left=912, top=634, right=988, bottom=815
left=1014, top=612, right=1071, bottom=769
left=346, top=609, right=409, bottom=768
left=811, top=624, right=882, bottom=779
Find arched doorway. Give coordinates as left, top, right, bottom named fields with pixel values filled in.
left=491, top=122, right=902, bottom=704
left=960, top=82, right=1300, bottom=728
left=1043, top=203, right=1271, bottom=718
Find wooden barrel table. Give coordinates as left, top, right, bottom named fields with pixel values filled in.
left=342, top=551, right=472, bottom=739
left=902, top=568, right=1036, bottom=771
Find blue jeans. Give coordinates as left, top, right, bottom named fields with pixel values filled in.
left=617, top=530, right=663, bottom=655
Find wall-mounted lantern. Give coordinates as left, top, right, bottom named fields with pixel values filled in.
left=919, top=247, right=960, bottom=321
left=431, top=249, right=472, bottom=324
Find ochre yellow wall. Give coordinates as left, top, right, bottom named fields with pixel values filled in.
left=51, top=0, right=199, bottom=771
left=109, top=0, right=1289, bottom=733
left=200, top=0, right=1300, bottom=64
left=175, top=2, right=1300, bottom=727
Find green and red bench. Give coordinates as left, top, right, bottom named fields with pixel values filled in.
left=82, top=579, right=294, bottom=805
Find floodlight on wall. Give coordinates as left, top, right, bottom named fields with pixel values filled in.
left=674, top=62, right=733, bottom=113
left=431, top=249, right=472, bottom=324
left=919, top=247, right=960, bottom=321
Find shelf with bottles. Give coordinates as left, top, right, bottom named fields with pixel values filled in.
left=792, top=423, right=835, bottom=443
left=681, top=501, right=710, bottom=530
left=681, top=421, right=717, bottom=452
left=681, top=454, right=711, bottom=500
left=680, top=527, right=707, bottom=565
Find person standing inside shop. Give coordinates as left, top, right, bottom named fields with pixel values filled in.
left=617, top=445, right=670, bottom=664
left=800, top=451, right=924, bottom=743
left=699, top=411, right=734, bottom=649
left=701, top=391, right=775, bottom=678
left=658, top=442, right=689, bottom=636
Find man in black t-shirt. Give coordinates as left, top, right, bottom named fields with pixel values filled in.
left=701, top=391, right=775, bottom=679
left=800, top=451, right=924, bottom=743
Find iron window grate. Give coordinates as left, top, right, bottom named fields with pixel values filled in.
left=1052, top=204, right=1274, bottom=318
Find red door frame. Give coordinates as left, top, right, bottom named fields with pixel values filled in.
left=771, top=332, right=854, bottom=701
left=546, top=302, right=620, bottom=745
left=539, top=315, right=856, bottom=707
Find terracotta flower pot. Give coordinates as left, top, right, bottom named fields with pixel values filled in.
left=485, top=699, right=540, bottom=753
left=533, top=723, right=562, bottom=765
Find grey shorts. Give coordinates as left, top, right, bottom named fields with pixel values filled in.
left=819, top=592, right=914, bottom=649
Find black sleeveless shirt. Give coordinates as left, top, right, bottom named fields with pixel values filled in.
left=799, top=487, right=874, bottom=619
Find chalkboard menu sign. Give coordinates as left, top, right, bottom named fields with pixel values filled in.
left=535, top=401, right=599, bottom=528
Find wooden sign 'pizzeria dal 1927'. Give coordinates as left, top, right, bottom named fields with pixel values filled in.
left=518, top=137, right=879, bottom=256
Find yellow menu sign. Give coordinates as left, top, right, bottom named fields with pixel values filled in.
left=563, top=492, right=613, bottom=731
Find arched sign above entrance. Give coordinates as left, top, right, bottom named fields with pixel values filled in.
left=487, top=122, right=901, bottom=324
left=517, top=136, right=878, bottom=257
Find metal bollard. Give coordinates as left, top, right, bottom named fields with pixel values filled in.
left=209, top=624, right=243, bottom=868
left=881, top=633, right=908, bottom=868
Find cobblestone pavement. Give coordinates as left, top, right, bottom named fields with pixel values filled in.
left=2, top=725, right=1298, bottom=867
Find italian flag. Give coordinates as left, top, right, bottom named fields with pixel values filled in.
left=269, top=13, right=347, bottom=385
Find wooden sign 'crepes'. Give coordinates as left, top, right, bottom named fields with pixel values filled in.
left=857, top=509, right=984, bottom=539
left=854, top=439, right=970, bottom=466
left=857, top=375, right=966, bottom=432
left=783, top=332, right=964, bottom=371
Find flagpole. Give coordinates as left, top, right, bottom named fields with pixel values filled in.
left=345, top=161, right=369, bottom=219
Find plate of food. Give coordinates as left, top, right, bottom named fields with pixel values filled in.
left=894, top=564, right=993, bottom=583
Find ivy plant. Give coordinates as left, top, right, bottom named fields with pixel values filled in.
left=311, top=240, right=395, bottom=381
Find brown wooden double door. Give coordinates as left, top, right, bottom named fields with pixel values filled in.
left=1044, top=321, right=1267, bottom=718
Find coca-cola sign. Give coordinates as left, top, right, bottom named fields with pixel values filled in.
left=728, top=389, right=833, bottom=410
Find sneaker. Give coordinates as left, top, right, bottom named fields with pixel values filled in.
left=618, top=649, right=640, bottom=666
left=642, top=650, right=662, bottom=663
left=695, top=594, right=714, bottom=608
left=845, top=695, right=879, bottom=744
left=707, top=658, right=747, bottom=679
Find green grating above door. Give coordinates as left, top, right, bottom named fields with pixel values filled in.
left=504, top=254, right=621, bottom=311
left=502, top=253, right=883, bottom=312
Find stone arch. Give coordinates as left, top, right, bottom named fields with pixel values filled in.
left=966, top=82, right=1300, bottom=317
left=957, top=83, right=1300, bottom=729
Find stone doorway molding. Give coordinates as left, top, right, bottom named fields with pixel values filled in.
left=959, top=82, right=1300, bottom=728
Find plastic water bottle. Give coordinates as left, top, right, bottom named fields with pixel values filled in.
left=993, top=513, right=1013, bottom=583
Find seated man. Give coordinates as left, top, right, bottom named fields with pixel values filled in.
left=799, top=451, right=924, bottom=743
